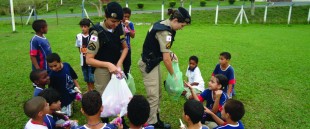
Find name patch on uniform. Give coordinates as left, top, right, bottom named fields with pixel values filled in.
left=87, top=43, right=96, bottom=51
left=120, top=35, right=125, bottom=39
left=166, top=36, right=172, bottom=42
left=90, top=35, right=98, bottom=42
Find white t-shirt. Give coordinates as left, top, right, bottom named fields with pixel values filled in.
left=75, top=33, right=90, bottom=66
left=24, top=119, right=48, bottom=129
left=186, top=66, right=205, bottom=92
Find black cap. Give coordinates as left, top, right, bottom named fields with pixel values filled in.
left=105, top=2, right=123, bottom=20
left=178, top=7, right=191, bottom=24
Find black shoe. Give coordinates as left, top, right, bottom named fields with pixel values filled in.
left=151, top=121, right=171, bottom=129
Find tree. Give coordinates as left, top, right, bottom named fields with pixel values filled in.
left=250, top=0, right=255, bottom=16
left=87, top=0, right=110, bottom=17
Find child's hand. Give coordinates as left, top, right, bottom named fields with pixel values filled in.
left=204, top=106, right=212, bottom=114
left=116, top=123, right=123, bottom=129
left=183, top=80, right=193, bottom=90
left=215, top=90, right=223, bottom=98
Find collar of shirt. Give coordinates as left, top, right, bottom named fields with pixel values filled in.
left=188, top=66, right=197, bottom=72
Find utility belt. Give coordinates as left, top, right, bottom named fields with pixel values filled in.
left=142, top=52, right=163, bottom=73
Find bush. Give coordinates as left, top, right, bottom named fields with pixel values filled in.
left=0, top=8, right=9, bottom=15
left=137, top=3, right=144, bottom=9
left=200, top=0, right=206, bottom=7
left=169, top=1, right=176, bottom=8
left=69, top=7, right=74, bottom=13
left=103, top=4, right=107, bottom=10
left=229, top=0, right=235, bottom=5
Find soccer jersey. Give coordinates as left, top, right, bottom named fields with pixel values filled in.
left=24, top=119, right=48, bottom=129
left=44, top=114, right=56, bottom=129
left=30, top=35, right=52, bottom=71
left=198, top=89, right=228, bottom=112
left=33, top=87, right=44, bottom=96
left=76, top=33, right=90, bottom=66
left=186, top=66, right=205, bottom=92
left=123, top=22, right=135, bottom=49
left=214, top=121, right=244, bottom=129
left=212, top=64, right=235, bottom=93
left=49, top=63, right=77, bottom=107
left=77, top=123, right=117, bottom=129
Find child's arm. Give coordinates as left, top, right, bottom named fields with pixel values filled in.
left=184, top=81, right=200, bottom=102
left=73, top=79, right=80, bottom=89
left=211, top=90, right=222, bottom=113
left=204, top=107, right=225, bottom=126
left=227, top=84, right=233, bottom=98
left=30, top=56, right=40, bottom=69
left=125, top=21, right=135, bottom=38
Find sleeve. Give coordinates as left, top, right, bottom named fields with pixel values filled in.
left=156, top=31, right=172, bottom=53
left=193, top=68, right=203, bottom=83
left=30, top=38, right=39, bottom=56
left=87, top=31, right=100, bottom=55
left=212, top=64, right=219, bottom=76
left=68, top=63, right=78, bottom=80
left=129, top=22, right=135, bottom=32
left=199, top=90, right=209, bottom=102
left=218, top=93, right=228, bottom=112
left=228, top=67, right=236, bottom=85
left=75, top=34, right=81, bottom=47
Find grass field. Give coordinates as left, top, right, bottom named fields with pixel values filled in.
left=0, top=8, right=310, bottom=128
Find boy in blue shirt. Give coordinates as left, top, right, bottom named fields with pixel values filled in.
left=122, top=7, right=135, bottom=78
left=212, top=52, right=235, bottom=98
left=30, top=69, right=50, bottom=96
left=181, top=100, right=209, bottom=129
left=78, top=90, right=119, bottom=129
left=76, top=18, right=94, bottom=91
left=204, top=99, right=245, bottom=129
left=47, top=53, right=82, bottom=117
left=185, top=74, right=229, bottom=123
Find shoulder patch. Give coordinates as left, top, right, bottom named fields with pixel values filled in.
left=166, top=36, right=171, bottom=42
left=87, top=43, right=96, bottom=51
left=166, top=42, right=171, bottom=49
left=90, top=35, right=98, bottom=42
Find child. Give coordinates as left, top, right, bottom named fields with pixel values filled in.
left=39, top=88, right=77, bottom=129
left=77, top=90, right=119, bottom=129
left=185, top=74, right=228, bottom=123
left=127, top=95, right=154, bottom=129
left=30, top=69, right=50, bottom=96
left=122, top=7, right=135, bottom=78
left=76, top=18, right=95, bottom=91
left=184, top=55, right=205, bottom=99
left=181, top=100, right=209, bottom=129
left=30, top=19, right=52, bottom=72
left=47, top=53, right=81, bottom=117
left=24, top=96, right=50, bottom=129
left=204, top=99, right=245, bottom=129
left=212, top=52, right=235, bottom=98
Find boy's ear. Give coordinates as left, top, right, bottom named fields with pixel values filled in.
left=100, top=105, right=103, bottom=112
left=37, top=110, right=44, bottom=118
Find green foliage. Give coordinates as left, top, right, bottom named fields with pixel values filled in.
left=137, top=3, right=144, bottom=9
left=69, top=7, right=74, bottom=13
left=103, top=4, right=107, bottom=10
left=169, top=1, right=176, bottom=8
left=229, top=0, right=236, bottom=5
left=200, top=0, right=207, bottom=7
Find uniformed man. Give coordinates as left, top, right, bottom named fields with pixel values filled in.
left=138, top=7, right=191, bottom=129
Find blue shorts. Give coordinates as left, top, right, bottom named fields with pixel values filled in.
left=81, top=66, right=94, bottom=83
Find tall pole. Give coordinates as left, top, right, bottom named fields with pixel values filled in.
left=61, top=0, right=63, bottom=5
left=307, top=8, right=310, bottom=24
left=161, top=0, right=164, bottom=20
left=189, top=0, right=192, bottom=16
left=126, top=0, right=128, bottom=8
left=46, top=0, right=49, bottom=12
left=264, top=3, right=268, bottom=23
left=288, top=2, right=293, bottom=25
left=82, top=0, right=85, bottom=18
left=215, top=1, right=220, bottom=25
left=10, top=0, right=16, bottom=32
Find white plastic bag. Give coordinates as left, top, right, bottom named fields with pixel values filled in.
left=101, top=74, right=133, bottom=118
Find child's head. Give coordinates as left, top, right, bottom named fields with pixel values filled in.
left=46, top=53, right=62, bottom=72
left=221, top=99, right=245, bottom=122
left=188, top=56, right=198, bottom=70
left=122, top=7, right=131, bottom=22
left=32, top=19, right=48, bottom=34
left=24, top=96, right=49, bottom=119
left=30, top=69, right=50, bottom=87
left=81, top=90, right=102, bottom=116
left=183, top=100, right=204, bottom=124
left=127, top=95, right=150, bottom=127
left=38, top=88, right=61, bottom=112
left=79, top=18, right=90, bottom=34
left=208, top=74, right=228, bottom=91
left=219, top=52, right=231, bottom=66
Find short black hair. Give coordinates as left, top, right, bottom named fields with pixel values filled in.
left=23, top=96, right=46, bottom=119
left=189, top=56, right=198, bottom=64
left=32, top=19, right=47, bottom=32
left=184, top=100, right=204, bottom=124
left=224, top=99, right=245, bottom=122
left=38, top=88, right=61, bottom=105
left=79, top=18, right=90, bottom=27
left=122, top=7, right=131, bottom=15
left=46, top=53, right=61, bottom=63
left=220, top=52, right=231, bottom=60
left=82, top=90, right=102, bottom=116
left=127, top=95, right=150, bottom=126
left=30, top=69, right=45, bottom=83
left=214, top=74, right=228, bottom=90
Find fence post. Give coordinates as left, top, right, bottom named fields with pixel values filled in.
left=10, top=0, right=16, bottom=32
left=161, top=0, right=164, bottom=20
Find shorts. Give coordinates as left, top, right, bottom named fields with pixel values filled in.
left=81, top=66, right=94, bottom=83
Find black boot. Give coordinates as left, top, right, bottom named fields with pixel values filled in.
left=151, top=113, right=171, bottom=129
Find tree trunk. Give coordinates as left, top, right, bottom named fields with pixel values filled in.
left=251, top=0, right=255, bottom=16
left=88, top=1, right=102, bottom=17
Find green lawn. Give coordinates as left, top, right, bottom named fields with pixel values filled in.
left=0, top=9, right=310, bottom=128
